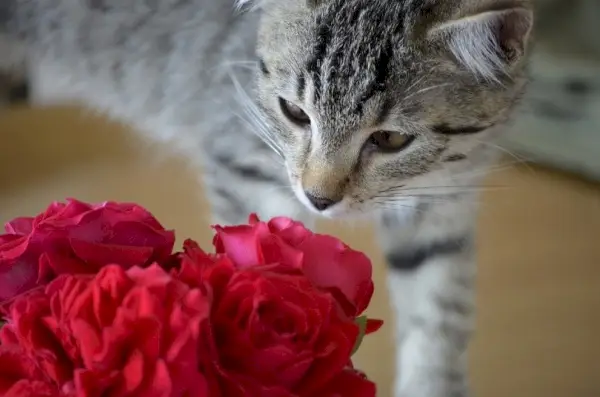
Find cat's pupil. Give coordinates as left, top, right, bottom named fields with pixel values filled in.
left=289, top=105, right=306, bottom=119
left=370, top=131, right=391, bottom=146
left=279, top=98, right=310, bottom=126
left=258, top=59, right=269, bottom=76
left=368, top=131, right=414, bottom=153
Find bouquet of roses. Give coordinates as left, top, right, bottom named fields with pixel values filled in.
left=0, top=199, right=383, bottom=397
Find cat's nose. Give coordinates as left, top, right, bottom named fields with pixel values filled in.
left=304, top=192, right=339, bottom=211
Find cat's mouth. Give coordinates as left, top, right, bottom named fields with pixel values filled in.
left=291, top=181, right=344, bottom=218
left=287, top=168, right=362, bottom=218
left=291, top=181, right=326, bottom=214
left=290, top=178, right=420, bottom=221
left=291, top=180, right=365, bottom=219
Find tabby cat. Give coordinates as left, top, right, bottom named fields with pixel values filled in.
left=0, top=0, right=533, bottom=395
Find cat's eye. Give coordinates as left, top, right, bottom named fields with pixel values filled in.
left=279, top=98, right=310, bottom=126
left=367, top=130, right=415, bottom=153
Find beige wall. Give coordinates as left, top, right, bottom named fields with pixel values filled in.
left=1, top=106, right=599, bottom=397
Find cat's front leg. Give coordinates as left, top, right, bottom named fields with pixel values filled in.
left=389, top=252, right=475, bottom=397
left=378, top=198, right=478, bottom=397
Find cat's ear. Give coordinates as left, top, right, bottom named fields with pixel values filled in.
left=234, top=0, right=269, bottom=11
left=427, top=5, right=533, bottom=81
left=305, top=0, right=323, bottom=8
left=234, top=0, right=251, bottom=7
left=236, top=0, right=320, bottom=10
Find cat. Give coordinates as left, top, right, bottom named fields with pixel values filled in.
left=0, top=0, right=534, bottom=396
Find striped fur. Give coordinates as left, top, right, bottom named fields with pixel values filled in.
left=1, top=1, right=533, bottom=396
left=0, top=70, right=28, bottom=107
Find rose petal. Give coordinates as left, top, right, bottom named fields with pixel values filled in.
left=2, top=380, right=58, bottom=397
left=213, top=225, right=266, bottom=268
left=0, top=256, right=39, bottom=302
left=0, top=346, right=43, bottom=394
left=69, top=238, right=154, bottom=269
left=296, top=319, right=359, bottom=393
left=267, top=217, right=313, bottom=247
left=259, top=235, right=304, bottom=270
left=1, top=199, right=176, bottom=305
left=143, top=359, right=172, bottom=397
left=299, top=235, right=374, bottom=317
left=4, top=218, right=34, bottom=236
left=365, top=319, right=384, bottom=335
left=121, top=350, right=145, bottom=393
left=319, top=367, right=377, bottom=397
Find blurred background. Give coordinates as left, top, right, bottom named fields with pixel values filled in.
left=1, top=1, right=599, bottom=396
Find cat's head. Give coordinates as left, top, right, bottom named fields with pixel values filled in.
left=241, top=0, right=533, bottom=217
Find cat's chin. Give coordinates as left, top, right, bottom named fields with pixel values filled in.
left=318, top=205, right=373, bottom=221
left=299, top=199, right=395, bottom=222
left=290, top=182, right=353, bottom=219
left=318, top=202, right=416, bottom=222
left=291, top=188, right=351, bottom=219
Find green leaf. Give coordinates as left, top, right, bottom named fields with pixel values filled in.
left=351, top=315, right=368, bottom=356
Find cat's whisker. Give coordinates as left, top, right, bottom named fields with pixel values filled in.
left=371, top=194, right=428, bottom=205
left=207, top=60, right=258, bottom=74
left=382, top=184, right=507, bottom=192
left=402, top=83, right=452, bottom=102
left=263, top=184, right=294, bottom=195
left=377, top=185, right=511, bottom=198
left=230, top=110, right=283, bottom=158
left=449, top=161, right=521, bottom=180
left=374, top=194, right=451, bottom=204
left=397, top=194, right=450, bottom=201
left=444, top=155, right=536, bottom=185
left=402, top=75, right=429, bottom=96
left=475, top=139, right=535, bottom=175
left=229, top=94, right=274, bottom=147
left=227, top=67, right=284, bottom=157
left=375, top=202, right=425, bottom=214
left=223, top=60, right=259, bottom=67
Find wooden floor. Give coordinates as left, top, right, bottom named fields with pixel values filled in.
left=1, top=106, right=599, bottom=397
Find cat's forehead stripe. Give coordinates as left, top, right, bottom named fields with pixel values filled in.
left=296, top=73, right=306, bottom=101
left=305, top=0, right=408, bottom=119
left=354, top=39, right=393, bottom=115
left=306, top=11, right=335, bottom=103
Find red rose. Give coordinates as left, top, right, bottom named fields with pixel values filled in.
left=174, top=240, right=377, bottom=397
left=213, top=215, right=378, bottom=320
left=0, top=345, right=56, bottom=396
left=319, top=367, right=377, bottom=397
left=0, top=199, right=175, bottom=303
left=0, top=208, right=381, bottom=397
left=0, top=264, right=210, bottom=397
